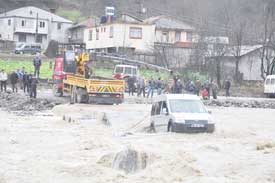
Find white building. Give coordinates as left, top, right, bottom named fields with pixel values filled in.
left=84, top=15, right=198, bottom=54
left=0, top=6, right=73, bottom=49
left=144, top=16, right=198, bottom=45
left=84, top=14, right=156, bottom=53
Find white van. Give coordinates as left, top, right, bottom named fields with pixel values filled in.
left=264, top=75, right=275, bottom=97
left=150, top=94, right=215, bottom=133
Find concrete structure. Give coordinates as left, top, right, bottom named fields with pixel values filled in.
left=0, top=6, right=72, bottom=49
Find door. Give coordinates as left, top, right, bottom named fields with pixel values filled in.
left=159, top=101, right=170, bottom=127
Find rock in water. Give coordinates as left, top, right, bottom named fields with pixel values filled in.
left=112, top=148, right=148, bottom=174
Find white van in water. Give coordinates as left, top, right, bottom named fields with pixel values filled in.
left=264, top=75, right=275, bottom=97
left=150, top=94, right=215, bottom=133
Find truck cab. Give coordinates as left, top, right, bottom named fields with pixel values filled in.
left=112, top=65, right=139, bottom=79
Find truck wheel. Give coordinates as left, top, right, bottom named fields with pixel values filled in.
left=76, top=88, right=89, bottom=103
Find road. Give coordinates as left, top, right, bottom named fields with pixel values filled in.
left=0, top=104, right=274, bottom=183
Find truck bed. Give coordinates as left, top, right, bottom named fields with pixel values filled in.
left=63, top=74, right=125, bottom=94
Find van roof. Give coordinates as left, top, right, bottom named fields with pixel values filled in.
left=153, top=94, right=201, bottom=103
left=266, top=75, right=275, bottom=79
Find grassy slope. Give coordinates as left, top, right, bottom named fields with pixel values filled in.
left=0, top=60, right=170, bottom=80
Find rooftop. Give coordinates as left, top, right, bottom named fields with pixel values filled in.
left=144, top=16, right=195, bottom=30
left=0, top=6, right=72, bottom=23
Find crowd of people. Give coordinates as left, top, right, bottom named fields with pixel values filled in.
left=0, top=54, right=41, bottom=98
left=126, top=75, right=231, bottom=100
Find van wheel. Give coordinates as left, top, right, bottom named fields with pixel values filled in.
left=167, top=121, right=174, bottom=132
left=150, top=122, right=156, bottom=133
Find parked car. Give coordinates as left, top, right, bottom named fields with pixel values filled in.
left=150, top=94, right=215, bottom=133
left=264, top=75, right=275, bottom=97
left=15, top=43, right=41, bottom=55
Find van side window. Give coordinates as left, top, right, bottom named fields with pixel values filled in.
left=155, top=102, right=162, bottom=115
left=271, top=79, right=275, bottom=85
left=162, top=101, right=168, bottom=113
left=266, top=79, right=271, bottom=85
left=151, top=104, right=156, bottom=116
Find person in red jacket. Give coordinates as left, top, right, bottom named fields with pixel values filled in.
left=202, top=88, right=209, bottom=100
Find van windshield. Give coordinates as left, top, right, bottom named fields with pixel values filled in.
left=169, top=99, right=207, bottom=113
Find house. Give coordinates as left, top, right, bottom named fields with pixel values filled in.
left=68, top=18, right=99, bottom=44
left=84, top=14, right=156, bottom=53
left=84, top=14, right=199, bottom=53
left=0, top=6, right=73, bottom=49
left=213, top=45, right=273, bottom=81
left=144, top=15, right=198, bottom=47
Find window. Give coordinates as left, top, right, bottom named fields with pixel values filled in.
left=186, top=32, right=193, bottom=42
left=175, top=31, right=181, bottom=42
left=21, top=20, right=25, bottom=27
left=162, top=32, right=169, bottom=42
left=169, top=99, right=207, bottom=113
left=109, top=26, right=114, bottom=38
left=57, top=23, right=62, bottom=30
left=271, top=79, right=275, bottom=85
left=89, top=30, right=93, bottom=41
left=96, top=29, right=99, bottom=40
left=39, top=21, right=45, bottom=28
left=8, top=19, right=11, bottom=26
left=155, top=102, right=162, bottom=115
left=18, top=34, right=26, bottom=42
left=115, top=66, right=123, bottom=74
left=104, top=27, right=106, bottom=32
left=266, top=79, right=271, bottom=85
left=129, top=27, right=142, bottom=39
left=36, top=35, right=43, bottom=43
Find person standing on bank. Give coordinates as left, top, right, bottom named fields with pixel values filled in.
left=137, top=77, right=146, bottom=97
left=225, top=79, right=231, bottom=97
left=30, top=76, right=39, bottom=98
left=0, top=69, right=8, bottom=92
left=10, top=71, right=19, bottom=92
left=212, top=81, right=219, bottom=99
left=33, top=53, right=42, bottom=78
left=23, top=72, right=29, bottom=93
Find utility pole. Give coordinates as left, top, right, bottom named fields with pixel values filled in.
left=35, top=13, right=38, bottom=43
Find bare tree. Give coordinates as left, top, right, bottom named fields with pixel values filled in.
left=259, top=0, right=275, bottom=79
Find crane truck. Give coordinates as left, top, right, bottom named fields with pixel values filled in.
left=52, top=43, right=125, bottom=105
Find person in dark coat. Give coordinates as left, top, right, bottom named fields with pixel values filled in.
left=137, top=77, right=146, bottom=97
left=156, top=77, right=163, bottom=95
left=211, top=81, right=219, bottom=99
left=225, top=79, right=231, bottom=97
left=147, top=78, right=155, bottom=98
left=10, top=71, right=19, bottom=92
left=127, top=76, right=135, bottom=96
left=27, top=74, right=33, bottom=94
left=23, top=72, right=29, bottom=93
left=30, top=76, right=39, bottom=98
left=33, top=53, right=42, bottom=78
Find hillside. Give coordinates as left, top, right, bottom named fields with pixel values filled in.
left=0, top=0, right=271, bottom=42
